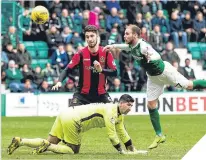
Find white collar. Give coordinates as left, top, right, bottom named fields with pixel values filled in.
left=131, top=38, right=142, bottom=49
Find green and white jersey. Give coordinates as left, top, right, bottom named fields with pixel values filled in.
left=113, top=39, right=165, bottom=76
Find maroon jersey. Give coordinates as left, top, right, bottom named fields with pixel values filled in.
left=67, top=46, right=117, bottom=95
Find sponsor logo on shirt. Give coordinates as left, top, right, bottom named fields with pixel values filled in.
left=85, top=66, right=99, bottom=73
left=83, top=59, right=90, bottom=61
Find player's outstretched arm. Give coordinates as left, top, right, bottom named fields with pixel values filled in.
left=103, top=44, right=130, bottom=52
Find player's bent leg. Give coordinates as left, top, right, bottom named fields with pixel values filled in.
left=8, top=137, right=47, bottom=155
left=34, top=140, right=75, bottom=154
left=7, top=137, right=21, bottom=155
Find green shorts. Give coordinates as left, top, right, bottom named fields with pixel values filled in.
left=49, top=115, right=82, bottom=145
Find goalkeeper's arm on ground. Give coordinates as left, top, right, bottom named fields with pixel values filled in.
left=104, top=114, right=137, bottom=154
left=115, top=116, right=136, bottom=152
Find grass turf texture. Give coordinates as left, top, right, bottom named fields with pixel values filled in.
left=2, top=115, right=206, bottom=160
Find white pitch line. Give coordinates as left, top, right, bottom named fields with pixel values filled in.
left=182, top=134, right=206, bottom=160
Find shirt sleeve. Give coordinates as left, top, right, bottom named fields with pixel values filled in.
left=140, top=41, right=161, bottom=61
left=104, top=110, right=120, bottom=146
left=67, top=52, right=81, bottom=69
left=115, top=115, right=131, bottom=144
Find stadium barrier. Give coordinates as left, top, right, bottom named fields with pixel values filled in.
left=1, top=92, right=206, bottom=117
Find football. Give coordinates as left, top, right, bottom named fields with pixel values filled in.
left=31, top=5, right=49, bottom=24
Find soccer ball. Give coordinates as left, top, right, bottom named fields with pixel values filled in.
left=31, top=6, right=49, bottom=24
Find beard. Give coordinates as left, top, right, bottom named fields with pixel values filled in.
left=124, top=37, right=133, bottom=45
left=88, top=40, right=98, bottom=48
left=126, top=39, right=133, bottom=45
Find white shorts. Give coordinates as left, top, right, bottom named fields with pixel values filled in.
left=147, top=61, right=190, bottom=101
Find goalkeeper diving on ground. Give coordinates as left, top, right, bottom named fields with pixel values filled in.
left=7, top=94, right=148, bottom=155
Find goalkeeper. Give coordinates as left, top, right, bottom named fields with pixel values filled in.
left=7, top=94, right=147, bottom=155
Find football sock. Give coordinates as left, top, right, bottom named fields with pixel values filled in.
left=149, top=108, right=162, bottom=136
left=20, top=138, right=44, bottom=148
left=193, top=80, right=206, bottom=89
left=47, top=144, right=74, bottom=154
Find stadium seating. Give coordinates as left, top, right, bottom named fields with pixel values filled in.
left=31, top=59, right=51, bottom=69
left=24, top=41, right=49, bottom=69
left=23, top=41, right=37, bottom=58
left=199, top=43, right=206, bottom=70
left=38, top=59, right=51, bottom=69
left=31, top=59, right=38, bottom=69
left=199, top=43, right=206, bottom=54
left=34, top=41, right=49, bottom=59
left=187, top=42, right=201, bottom=60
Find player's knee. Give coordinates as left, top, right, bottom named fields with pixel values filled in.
left=67, top=143, right=80, bottom=154
left=147, top=100, right=158, bottom=108
left=47, top=135, right=61, bottom=144
left=186, top=81, right=193, bottom=90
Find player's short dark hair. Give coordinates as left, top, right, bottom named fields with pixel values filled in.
left=119, top=94, right=134, bottom=103
left=84, top=25, right=99, bottom=34
left=127, top=24, right=141, bottom=36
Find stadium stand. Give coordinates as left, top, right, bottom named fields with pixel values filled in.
left=1, top=0, right=206, bottom=93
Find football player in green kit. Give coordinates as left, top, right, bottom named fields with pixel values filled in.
left=103, top=24, right=206, bottom=149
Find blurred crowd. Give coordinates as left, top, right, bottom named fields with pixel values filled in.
left=1, top=0, right=206, bottom=93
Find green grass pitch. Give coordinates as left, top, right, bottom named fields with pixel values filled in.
left=2, top=115, right=206, bottom=160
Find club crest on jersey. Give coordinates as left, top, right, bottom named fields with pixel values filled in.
left=100, top=56, right=105, bottom=63
left=110, top=117, right=115, bottom=124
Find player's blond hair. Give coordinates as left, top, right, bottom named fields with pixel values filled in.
left=126, top=25, right=141, bottom=36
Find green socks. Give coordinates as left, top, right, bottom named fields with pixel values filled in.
left=149, top=108, right=162, bottom=136
left=193, top=80, right=206, bottom=89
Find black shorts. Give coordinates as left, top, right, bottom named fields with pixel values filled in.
left=69, top=92, right=112, bottom=107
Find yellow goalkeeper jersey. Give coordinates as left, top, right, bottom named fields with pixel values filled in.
left=59, top=103, right=131, bottom=146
